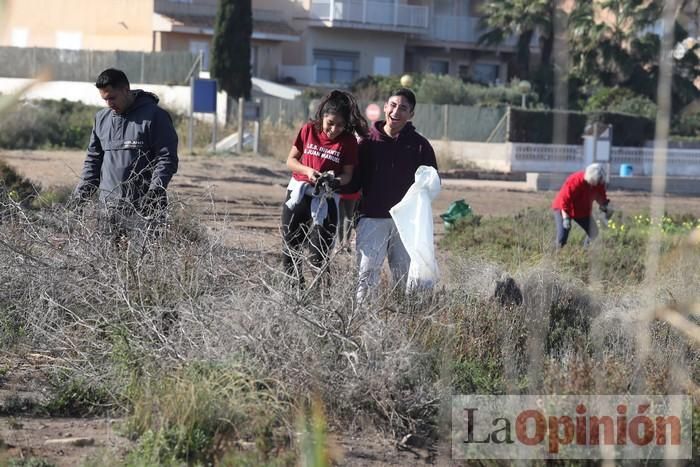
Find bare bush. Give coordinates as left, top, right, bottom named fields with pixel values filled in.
left=0, top=192, right=698, bottom=458
left=0, top=192, right=445, bottom=440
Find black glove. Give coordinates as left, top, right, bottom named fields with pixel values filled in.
left=141, top=187, right=167, bottom=218
left=599, top=202, right=614, bottom=221
left=313, top=172, right=340, bottom=196
left=326, top=177, right=341, bottom=191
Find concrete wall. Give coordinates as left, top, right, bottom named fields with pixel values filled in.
left=0, top=77, right=227, bottom=123
left=2, top=0, right=154, bottom=51
left=527, top=172, right=700, bottom=196
left=431, top=140, right=511, bottom=172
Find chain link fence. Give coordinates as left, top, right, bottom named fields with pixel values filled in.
left=238, top=96, right=507, bottom=142
left=0, top=46, right=197, bottom=85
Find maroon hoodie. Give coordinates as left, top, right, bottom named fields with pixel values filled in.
left=355, top=120, right=437, bottom=218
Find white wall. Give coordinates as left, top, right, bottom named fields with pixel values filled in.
left=431, top=140, right=511, bottom=172
left=0, top=77, right=228, bottom=123
left=428, top=140, right=700, bottom=179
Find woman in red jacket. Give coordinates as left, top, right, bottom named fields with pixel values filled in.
left=552, top=163, right=611, bottom=248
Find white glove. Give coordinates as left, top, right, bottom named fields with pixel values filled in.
left=562, top=212, right=571, bottom=230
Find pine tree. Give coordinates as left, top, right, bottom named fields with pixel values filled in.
left=211, top=0, right=252, bottom=100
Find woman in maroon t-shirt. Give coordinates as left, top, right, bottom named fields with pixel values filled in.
left=282, top=90, right=368, bottom=285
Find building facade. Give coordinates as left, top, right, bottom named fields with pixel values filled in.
left=0, top=0, right=299, bottom=81
left=281, top=0, right=515, bottom=85
left=0, top=0, right=518, bottom=86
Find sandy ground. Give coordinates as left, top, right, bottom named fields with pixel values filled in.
left=3, top=149, right=699, bottom=248
left=1, top=149, right=699, bottom=465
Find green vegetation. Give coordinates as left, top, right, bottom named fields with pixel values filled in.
left=123, top=361, right=293, bottom=466
left=41, top=377, right=113, bottom=417
left=0, top=98, right=220, bottom=151
left=508, top=107, right=656, bottom=146
left=673, top=111, right=700, bottom=138
left=442, top=207, right=697, bottom=287
left=8, top=459, right=56, bottom=467
left=0, top=99, right=98, bottom=149
left=351, top=73, right=536, bottom=107
left=480, top=0, right=699, bottom=112
left=583, top=86, right=658, bottom=120
left=0, top=160, right=38, bottom=204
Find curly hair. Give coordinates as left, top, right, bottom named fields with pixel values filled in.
left=312, top=90, right=369, bottom=138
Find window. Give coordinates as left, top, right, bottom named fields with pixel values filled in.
left=55, top=31, right=82, bottom=50
left=373, top=56, right=391, bottom=76
left=472, top=63, right=499, bottom=84
left=458, top=64, right=470, bottom=82
left=11, top=28, right=28, bottom=47
left=189, top=40, right=210, bottom=70
left=428, top=59, right=449, bottom=75
left=313, top=50, right=359, bottom=84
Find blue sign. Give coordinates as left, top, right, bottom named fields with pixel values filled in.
left=192, top=78, right=217, bottom=113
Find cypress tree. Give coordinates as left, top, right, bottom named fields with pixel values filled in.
left=211, top=0, right=252, bottom=100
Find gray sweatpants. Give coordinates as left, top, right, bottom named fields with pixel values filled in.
left=355, top=217, right=410, bottom=303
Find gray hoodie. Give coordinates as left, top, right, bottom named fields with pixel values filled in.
left=77, top=90, right=178, bottom=205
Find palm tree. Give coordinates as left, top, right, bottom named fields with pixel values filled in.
left=568, top=0, right=699, bottom=110
left=478, top=0, right=556, bottom=80
left=568, top=0, right=662, bottom=90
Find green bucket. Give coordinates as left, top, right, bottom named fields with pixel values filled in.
left=440, top=199, right=472, bottom=229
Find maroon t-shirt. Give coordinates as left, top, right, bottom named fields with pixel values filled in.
left=292, top=122, right=358, bottom=183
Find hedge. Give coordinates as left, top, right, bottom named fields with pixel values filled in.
left=508, top=108, right=655, bottom=147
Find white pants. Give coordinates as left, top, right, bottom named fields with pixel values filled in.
left=355, top=217, right=410, bottom=303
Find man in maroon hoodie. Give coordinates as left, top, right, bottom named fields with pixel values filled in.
left=353, top=88, right=438, bottom=302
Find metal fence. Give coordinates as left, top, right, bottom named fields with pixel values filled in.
left=236, top=96, right=507, bottom=143
left=508, top=142, right=700, bottom=177
left=412, top=104, right=506, bottom=141
left=0, top=46, right=198, bottom=84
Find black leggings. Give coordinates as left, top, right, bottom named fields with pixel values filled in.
left=281, top=191, right=338, bottom=281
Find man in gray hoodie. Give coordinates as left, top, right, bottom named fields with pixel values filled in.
left=74, top=68, right=178, bottom=224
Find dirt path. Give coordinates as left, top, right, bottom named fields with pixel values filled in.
left=0, top=350, right=132, bottom=466
left=0, top=417, right=131, bottom=466
left=3, top=149, right=699, bottom=249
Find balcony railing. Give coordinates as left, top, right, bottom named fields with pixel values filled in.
left=155, top=0, right=282, bottom=22
left=420, top=15, right=518, bottom=46
left=309, top=0, right=429, bottom=32
left=431, top=15, right=481, bottom=43
left=154, top=0, right=218, bottom=17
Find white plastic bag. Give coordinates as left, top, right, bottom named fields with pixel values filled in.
left=389, top=165, right=441, bottom=293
